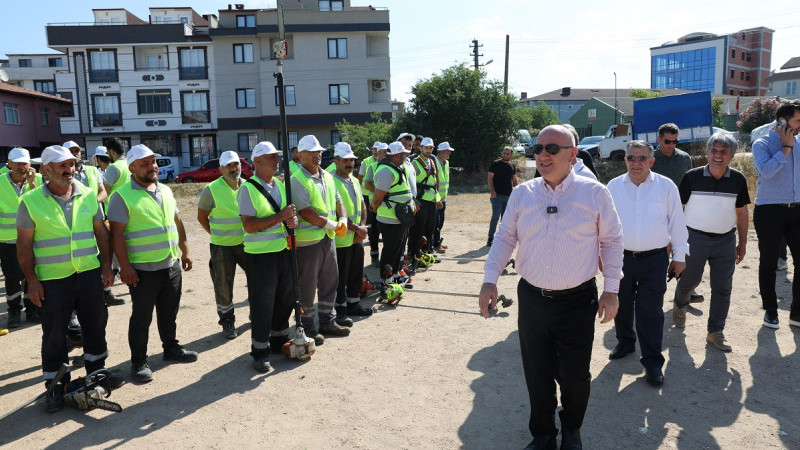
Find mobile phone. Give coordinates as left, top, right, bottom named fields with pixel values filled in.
left=778, top=118, right=788, bottom=129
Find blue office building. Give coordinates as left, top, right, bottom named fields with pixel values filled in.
left=651, top=47, right=717, bottom=92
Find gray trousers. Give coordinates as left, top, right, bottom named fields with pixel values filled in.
left=674, top=229, right=736, bottom=332
left=209, top=243, right=247, bottom=322
left=296, top=236, right=339, bottom=332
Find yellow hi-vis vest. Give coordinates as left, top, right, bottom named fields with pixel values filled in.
left=360, top=155, right=375, bottom=199
left=108, top=159, right=130, bottom=195
left=81, top=165, right=101, bottom=192
left=207, top=177, right=244, bottom=246
left=374, top=162, right=412, bottom=222
left=22, top=183, right=100, bottom=281
left=412, top=155, right=438, bottom=202
left=115, top=183, right=179, bottom=264
left=0, top=173, right=43, bottom=241
left=292, top=168, right=337, bottom=243
left=333, top=173, right=362, bottom=248
left=435, top=156, right=449, bottom=200
left=240, top=177, right=288, bottom=254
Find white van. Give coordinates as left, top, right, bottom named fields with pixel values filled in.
left=156, top=157, right=177, bottom=182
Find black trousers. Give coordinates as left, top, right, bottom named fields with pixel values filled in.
left=40, top=268, right=108, bottom=380
left=408, top=199, right=437, bottom=258
left=365, top=195, right=380, bottom=256
left=0, top=242, right=34, bottom=313
left=378, top=221, right=407, bottom=279
left=754, top=204, right=800, bottom=317
left=517, top=278, right=598, bottom=438
left=208, top=243, right=247, bottom=322
left=615, top=249, right=669, bottom=370
left=245, top=249, right=294, bottom=358
left=433, top=200, right=446, bottom=248
left=336, top=242, right=364, bottom=304
left=128, top=262, right=182, bottom=362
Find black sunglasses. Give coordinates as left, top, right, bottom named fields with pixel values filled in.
left=532, top=144, right=573, bottom=155
left=662, top=139, right=679, bottom=145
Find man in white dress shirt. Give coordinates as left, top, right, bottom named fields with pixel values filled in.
left=607, top=140, right=688, bottom=387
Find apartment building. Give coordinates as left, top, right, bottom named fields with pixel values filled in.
left=650, top=27, right=773, bottom=96
left=211, top=0, right=391, bottom=154
left=2, top=54, right=68, bottom=95
left=46, top=7, right=219, bottom=168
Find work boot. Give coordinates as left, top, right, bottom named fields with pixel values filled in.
left=163, top=346, right=198, bottom=363
left=220, top=318, right=237, bottom=339
left=689, top=292, right=704, bottom=304
left=131, top=359, right=153, bottom=383
left=7, top=310, right=21, bottom=329
left=253, top=355, right=272, bottom=373
left=104, top=289, right=125, bottom=306
left=707, top=331, right=732, bottom=352
left=672, top=304, right=686, bottom=328
left=45, top=380, right=66, bottom=413
left=334, top=305, right=353, bottom=327
left=25, top=308, right=40, bottom=323
left=320, top=321, right=351, bottom=337
left=304, top=328, right=325, bottom=346
left=347, top=299, right=373, bottom=316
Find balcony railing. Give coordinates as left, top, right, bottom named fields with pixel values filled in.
left=182, top=110, right=210, bottom=124
left=179, top=66, right=208, bottom=80
left=89, top=69, right=118, bottom=83
left=93, top=113, right=122, bottom=126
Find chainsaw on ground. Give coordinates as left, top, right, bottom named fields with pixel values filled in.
left=64, top=369, right=123, bottom=413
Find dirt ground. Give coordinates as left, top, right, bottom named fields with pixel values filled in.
left=0, top=191, right=798, bottom=449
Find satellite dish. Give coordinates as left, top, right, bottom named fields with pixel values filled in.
left=0, top=69, right=9, bottom=83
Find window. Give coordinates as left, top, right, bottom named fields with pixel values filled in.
left=747, top=53, right=752, bottom=62
left=41, top=108, right=50, bottom=126
left=278, top=131, right=300, bottom=149
left=740, top=72, right=744, bottom=81
left=190, top=135, right=217, bottom=166
left=730, top=69, right=735, bottom=79
left=58, top=92, right=74, bottom=117
left=329, top=84, right=349, bottom=104
left=649, top=47, right=716, bottom=92
left=328, top=38, right=347, bottom=59
left=179, top=48, right=207, bottom=80
left=331, top=130, right=340, bottom=144
left=275, top=85, right=296, bottom=106
left=88, top=50, right=118, bottom=82
left=92, top=94, right=122, bottom=126
left=18, top=59, right=31, bottom=67
left=141, top=135, right=178, bottom=156
left=238, top=133, right=258, bottom=152
left=319, top=0, right=343, bottom=11
left=233, top=43, right=254, bottom=63
left=730, top=89, right=735, bottom=95
left=786, top=81, right=798, bottom=96
left=3, top=103, right=20, bottom=125
left=137, top=90, right=172, bottom=114
left=48, top=58, right=63, bottom=67
left=745, top=73, right=751, bottom=82
left=34, top=80, right=56, bottom=95
left=181, top=91, right=210, bottom=123
left=236, top=14, right=255, bottom=27
left=731, top=49, right=736, bottom=58
left=236, top=88, right=256, bottom=108
left=741, top=52, right=745, bottom=61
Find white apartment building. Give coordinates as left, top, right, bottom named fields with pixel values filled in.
left=46, top=7, right=219, bottom=169
left=211, top=0, right=391, bottom=154
left=2, top=54, right=68, bottom=95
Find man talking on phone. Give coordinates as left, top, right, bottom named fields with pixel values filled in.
left=752, top=100, right=800, bottom=329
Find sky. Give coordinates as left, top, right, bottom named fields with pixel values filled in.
left=2, top=0, right=799, bottom=104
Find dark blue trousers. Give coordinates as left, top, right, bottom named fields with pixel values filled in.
left=615, top=248, right=669, bottom=370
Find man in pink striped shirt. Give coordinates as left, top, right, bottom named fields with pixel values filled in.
left=479, top=125, right=623, bottom=450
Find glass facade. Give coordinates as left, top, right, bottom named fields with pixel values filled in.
left=651, top=47, right=716, bottom=91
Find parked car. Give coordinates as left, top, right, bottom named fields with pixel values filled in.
left=177, top=157, right=254, bottom=183
left=524, top=136, right=539, bottom=158
left=156, top=157, right=177, bottom=183
left=512, top=141, right=526, bottom=155
left=577, top=135, right=604, bottom=160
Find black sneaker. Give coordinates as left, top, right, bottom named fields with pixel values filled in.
left=45, top=382, right=65, bottom=413
left=131, top=360, right=153, bottom=383
left=763, top=311, right=780, bottom=329
left=7, top=310, right=21, bottom=328
left=221, top=320, right=237, bottom=339
left=104, top=290, right=125, bottom=306
left=253, top=356, right=272, bottom=373
left=163, top=346, right=198, bottom=363
left=689, top=293, right=705, bottom=304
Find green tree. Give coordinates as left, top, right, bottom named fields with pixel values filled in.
left=511, top=102, right=560, bottom=133
left=335, top=111, right=394, bottom=160
left=737, top=98, right=779, bottom=133
left=629, top=88, right=663, bottom=99
left=711, top=97, right=725, bottom=127
left=393, top=64, right=521, bottom=169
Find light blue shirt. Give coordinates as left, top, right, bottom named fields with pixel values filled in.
left=752, top=129, right=800, bottom=205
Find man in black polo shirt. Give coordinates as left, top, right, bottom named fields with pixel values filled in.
left=671, top=133, right=750, bottom=352
left=487, top=146, right=517, bottom=247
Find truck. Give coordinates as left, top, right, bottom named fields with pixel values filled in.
left=598, top=91, right=713, bottom=160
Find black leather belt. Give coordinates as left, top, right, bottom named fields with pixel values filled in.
left=623, top=247, right=667, bottom=258
left=784, top=202, right=800, bottom=208
left=523, top=278, right=596, bottom=299
left=687, top=227, right=735, bottom=238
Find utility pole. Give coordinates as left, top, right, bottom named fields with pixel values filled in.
left=470, top=39, right=483, bottom=71
left=503, top=35, right=509, bottom=94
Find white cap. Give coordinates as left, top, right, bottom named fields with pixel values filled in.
left=378, top=142, right=389, bottom=151
left=298, top=135, right=325, bottom=152
left=219, top=150, right=240, bottom=166
left=94, top=146, right=108, bottom=157
left=372, top=141, right=381, bottom=149
left=8, top=147, right=31, bottom=163
left=396, top=132, right=415, bottom=141
left=437, top=142, right=454, bottom=152
left=252, top=141, right=278, bottom=158
left=387, top=142, right=410, bottom=155
left=334, top=142, right=357, bottom=159
left=420, top=137, right=434, bottom=147
left=41, top=145, right=77, bottom=166
left=126, top=144, right=155, bottom=165
left=62, top=140, right=81, bottom=149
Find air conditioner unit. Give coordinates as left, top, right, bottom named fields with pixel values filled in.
left=372, top=80, right=387, bottom=91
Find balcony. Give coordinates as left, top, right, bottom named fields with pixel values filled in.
left=89, top=69, right=118, bottom=83
left=182, top=110, right=210, bottom=124
left=93, top=113, right=122, bottom=127
left=179, top=66, right=207, bottom=80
